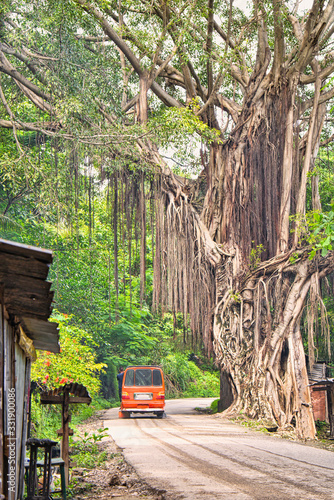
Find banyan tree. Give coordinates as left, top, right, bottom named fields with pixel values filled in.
left=1, top=0, right=334, bottom=438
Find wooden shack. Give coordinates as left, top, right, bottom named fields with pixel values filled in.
left=309, top=362, right=334, bottom=437
left=309, top=363, right=328, bottom=421
left=0, top=238, right=59, bottom=500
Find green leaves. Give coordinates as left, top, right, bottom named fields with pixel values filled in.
left=306, top=208, right=334, bottom=259
left=149, top=99, right=221, bottom=148
left=161, top=352, right=219, bottom=398
left=31, top=311, right=106, bottom=396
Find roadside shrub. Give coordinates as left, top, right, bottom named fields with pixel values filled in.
left=31, top=311, right=106, bottom=396
left=161, top=353, right=219, bottom=398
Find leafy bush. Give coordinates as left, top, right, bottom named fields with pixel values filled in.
left=31, top=311, right=106, bottom=396
left=70, top=428, right=109, bottom=469
left=161, top=353, right=219, bottom=398
left=30, top=394, right=62, bottom=440
left=210, top=399, right=219, bottom=414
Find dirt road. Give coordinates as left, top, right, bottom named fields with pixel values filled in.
left=104, top=398, right=334, bottom=500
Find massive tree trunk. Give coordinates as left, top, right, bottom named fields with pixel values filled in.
left=214, top=251, right=334, bottom=438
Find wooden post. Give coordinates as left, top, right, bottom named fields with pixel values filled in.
left=40, top=385, right=91, bottom=488
left=62, top=389, right=70, bottom=486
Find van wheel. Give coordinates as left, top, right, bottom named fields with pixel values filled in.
left=118, top=411, right=131, bottom=419
left=156, top=412, right=164, bottom=419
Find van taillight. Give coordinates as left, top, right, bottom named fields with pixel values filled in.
left=157, top=392, right=165, bottom=399
left=122, top=392, right=130, bottom=399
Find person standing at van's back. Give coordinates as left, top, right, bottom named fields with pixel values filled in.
left=117, top=367, right=124, bottom=401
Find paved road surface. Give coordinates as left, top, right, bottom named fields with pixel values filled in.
left=104, top=398, right=334, bottom=499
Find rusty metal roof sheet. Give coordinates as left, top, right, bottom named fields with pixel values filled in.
left=41, top=383, right=91, bottom=401
left=0, top=238, right=59, bottom=352
left=308, top=362, right=327, bottom=382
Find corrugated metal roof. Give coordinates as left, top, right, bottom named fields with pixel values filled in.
left=21, top=317, right=59, bottom=352
left=310, top=379, right=334, bottom=387
left=0, top=238, right=59, bottom=353
left=308, top=362, right=327, bottom=382
left=0, top=238, right=53, bottom=262
left=41, top=383, right=91, bottom=401
left=308, top=362, right=334, bottom=387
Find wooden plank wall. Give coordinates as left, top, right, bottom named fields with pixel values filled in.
left=14, top=345, right=26, bottom=500
left=1, top=313, right=29, bottom=500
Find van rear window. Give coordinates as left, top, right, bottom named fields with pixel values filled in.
left=153, top=369, right=162, bottom=386
left=124, top=369, right=134, bottom=386
left=135, top=369, right=152, bottom=386
left=124, top=368, right=163, bottom=387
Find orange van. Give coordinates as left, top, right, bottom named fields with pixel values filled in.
left=119, top=366, right=165, bottom=418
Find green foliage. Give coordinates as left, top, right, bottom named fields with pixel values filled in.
left=31, top=311, right=106, bottom=396
left=30, top=394, right=62, bottom=440
left=69, top=428, right=110, bottom=469
left=229, top=290, right=241, bottom=303
left=149, top=99, right=222, bottom=147
left=250, top=242, right=265, bottom=269
left=0, top=0, right=223, bottom=416
left=289, top=252, right=299, bottom=264
left=161, top=353, right=219, bottom=398
left=307, top=208, right=334, bottom=259
left=76, top=428, right=109, bottom=445
left=315, top=420, right=331, bottom=442
left=210, top=399, right=219, bottom=414
left=30, top=393, right=111, bottom=442
left=70, top=442, right=107, bottom=469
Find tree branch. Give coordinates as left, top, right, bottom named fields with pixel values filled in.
left=73, top=0, right=144, bottom=77
left=300, top=54, right=334, bottom=84
left=320, top=132, right=334, bottom=147
left=0, top=50, right=52, bottom=102
left=0, top=78, right=23, bottom=152
left=272, top=0, right=285, bottom=83
left=0, top=43, right=48, bottom=86
left=215, top=94, right=241, bottom=123
left=253, top=3, right=270, bottom=74
left=295, top=63, right=322, bottom=230
left=300, top=85, right=334, bottom=115
left=0, top=119, right=59, bottom=132
left=292, top=0, right=334, bottom=75
left=206, top=0, right=214, bottom=97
